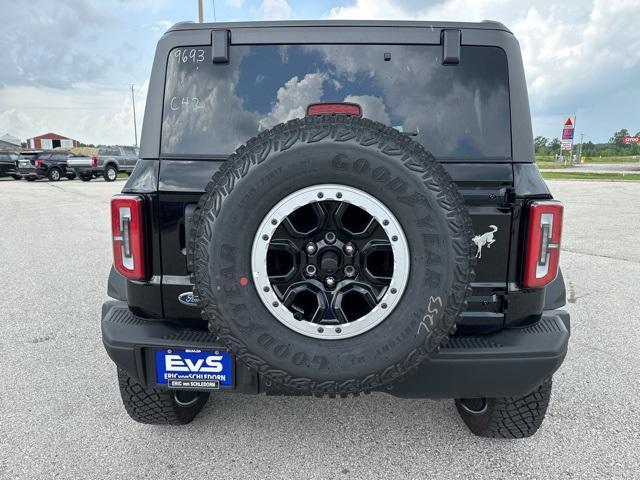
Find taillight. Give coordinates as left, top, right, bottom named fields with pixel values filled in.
left=306, top=102, right=362, bottom=117
left=91, top=156, right=98, bottom=168
left=111, top=195, right=146, bottom=281
left=523, top=200, right=563, bottom=288
left=35, top=159, right=43, bottom=166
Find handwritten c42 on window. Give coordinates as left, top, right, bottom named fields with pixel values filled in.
left=170, top=97, right=205, bottom=111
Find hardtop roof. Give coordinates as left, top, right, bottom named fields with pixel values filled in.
left=166, top=19, right=511, bottom=34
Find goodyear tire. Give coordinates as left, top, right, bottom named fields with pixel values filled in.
left=117, top=368, right=209, bottom=425
left=455, top=378, right=553, bottom=438
left=190, top=116, right=474, bottom=395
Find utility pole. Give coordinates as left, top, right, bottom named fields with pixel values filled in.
left=131, top=84, right=138, bottom=148
left=577, top=133, right=584, bottom=164
left=198, top=0, right=203, bottom=22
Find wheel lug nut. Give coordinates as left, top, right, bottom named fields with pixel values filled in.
left=344, top=243, right=355, bottom=255
left=344, top=265, right=356, bottom=278
left=305, top=242, right=317, bottom=255
left=324, top=232, right=336, bottom=244
left=305, top=264, right=317, bottom=276
left=325, top=276, right=336, bottom=288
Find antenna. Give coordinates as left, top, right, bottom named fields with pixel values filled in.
left=212, top=0, right=217, bottom=21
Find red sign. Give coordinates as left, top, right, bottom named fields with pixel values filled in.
left=623, top=136, right=640, bottom=144
left=564, top=117, right=574, bottom=127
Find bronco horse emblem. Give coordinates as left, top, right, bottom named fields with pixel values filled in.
left=472, top=225, right=498, bottom=259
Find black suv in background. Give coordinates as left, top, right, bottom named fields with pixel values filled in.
left=102, top=20, right=569, bottom=439
left=0, top=151, right=21, bottom=179
left=33, top=151, right=77, bottom=181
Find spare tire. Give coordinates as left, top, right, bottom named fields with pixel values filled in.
left=190, top=115, right=474, bottom=395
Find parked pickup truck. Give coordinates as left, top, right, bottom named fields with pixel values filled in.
left=68, top=145, right=139, bottom=182
left=102, top=20, right=569, bottom=439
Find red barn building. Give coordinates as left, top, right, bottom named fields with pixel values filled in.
left=26, top=132, right=78, bottom=150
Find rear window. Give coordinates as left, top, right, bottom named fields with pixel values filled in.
left=161, top=44, right=511, bottom=159
left=99, top=146, right=120, bottom=156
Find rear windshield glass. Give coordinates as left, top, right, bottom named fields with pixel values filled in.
left=162, top=45, right=511, bottom=159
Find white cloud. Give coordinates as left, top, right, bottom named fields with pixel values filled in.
left=328, top=0, right=640, bottom=141
left=140, top=20, right=174, bottom=32
left=260, top=0, right=292, bottom=20
left=344, top=95, right=390, bottom=125
left=0, top=82, right=148, bottom=146
left=260, top=73, right=326, bottom=129
left=224, top=0, right=245, bottom=8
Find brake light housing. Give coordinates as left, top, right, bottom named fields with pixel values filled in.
left=111, top=195, right=146, bottom=281
left=91, top=156, right=98, bottom=168
left=306, top=102, right=362, bottom=117
left=523, top=200, right=563, bottom=288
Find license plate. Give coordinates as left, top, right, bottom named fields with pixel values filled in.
left=155, top=348, right=233, bottom=390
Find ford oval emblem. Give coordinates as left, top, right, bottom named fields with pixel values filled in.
left=178, top=291, right=199, bottom=307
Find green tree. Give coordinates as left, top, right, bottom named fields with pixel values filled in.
left=609, top=129, right=630, bottom=145
left=534, top=136, right=549, bottom=149
left=548, top=137, right=561, bottom=155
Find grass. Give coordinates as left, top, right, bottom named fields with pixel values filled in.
left=536, top=155, right=640, bottom=165
left=541, top=171, right=640, bottom=181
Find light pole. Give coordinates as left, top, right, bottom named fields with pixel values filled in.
left=131, top=84, right=138, bottom=148
left=198, top=0, right=203, bottom=22
left=577, top=133, right=584, bottom=164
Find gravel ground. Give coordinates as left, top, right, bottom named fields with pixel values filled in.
left=1, top=178, right=639, bottom=479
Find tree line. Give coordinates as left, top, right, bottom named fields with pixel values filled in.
left=535, top=129, right=640, bottom=157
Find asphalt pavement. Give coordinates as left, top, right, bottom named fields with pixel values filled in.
left=1, top=177, right=639, bottom=479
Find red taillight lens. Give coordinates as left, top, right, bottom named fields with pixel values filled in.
left=35, top=159, right=43, bottom=166
left=306, top=102, right=362, bottom=117
left=523, top=200, right=563, bottom=288
left=111, top=195, right=146, bottom=281
left=91, top=156, right=98, bottom=167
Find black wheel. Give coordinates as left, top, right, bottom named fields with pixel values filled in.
left=12, top=175, right=21, bottom=180
left=26, top=177, right=36, bottom=182
left=190, top=115, right=474, bottom=396
left=66, top=173, right=76, bottom=180
left=455, top=378, right=553, bottom=438
left=80, top=174, right=92, bottom=182
left=117, top=368, right=209, bottom=425
left=103, top=164, right=118, bottom=182
left=48, top=168, right=61, bottom=181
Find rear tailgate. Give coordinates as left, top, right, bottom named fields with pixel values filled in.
left=67, top=156, right=93, bottom=168
left=157, top=160, right=513, bottom=332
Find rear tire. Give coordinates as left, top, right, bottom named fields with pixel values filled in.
left=455, top=377, right=553, bottom=438
left=80, top=173, right=92, bottom=182
left=48, top=168, right=61, bottom=182
left=26, top=177, right=36, bottom=182
left=117, top=367, right=209, bottom=425
left=66, top=173, right=76, bottom=180
left=103, top=164, right=118, bottom=182
left=12, top=175, right=21, bottom=180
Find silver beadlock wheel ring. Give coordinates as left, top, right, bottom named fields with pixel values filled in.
left=251, top=184, right=409, bottom=340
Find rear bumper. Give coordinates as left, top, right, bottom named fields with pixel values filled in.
left=102, top=300, right=569, bottom=399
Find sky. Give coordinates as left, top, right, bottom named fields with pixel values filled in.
left=0, top=0, right=638, bottom=146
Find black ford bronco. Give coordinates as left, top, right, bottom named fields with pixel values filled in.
left=102, top=20, right=569, bottom=438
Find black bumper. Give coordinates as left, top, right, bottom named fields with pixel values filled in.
left=102, top=300, right=569, bottom=399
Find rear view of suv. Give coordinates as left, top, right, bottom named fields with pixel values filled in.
left=0, top=151, right=21, bottom=180
left=102, top=20, right=569, bottom=438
